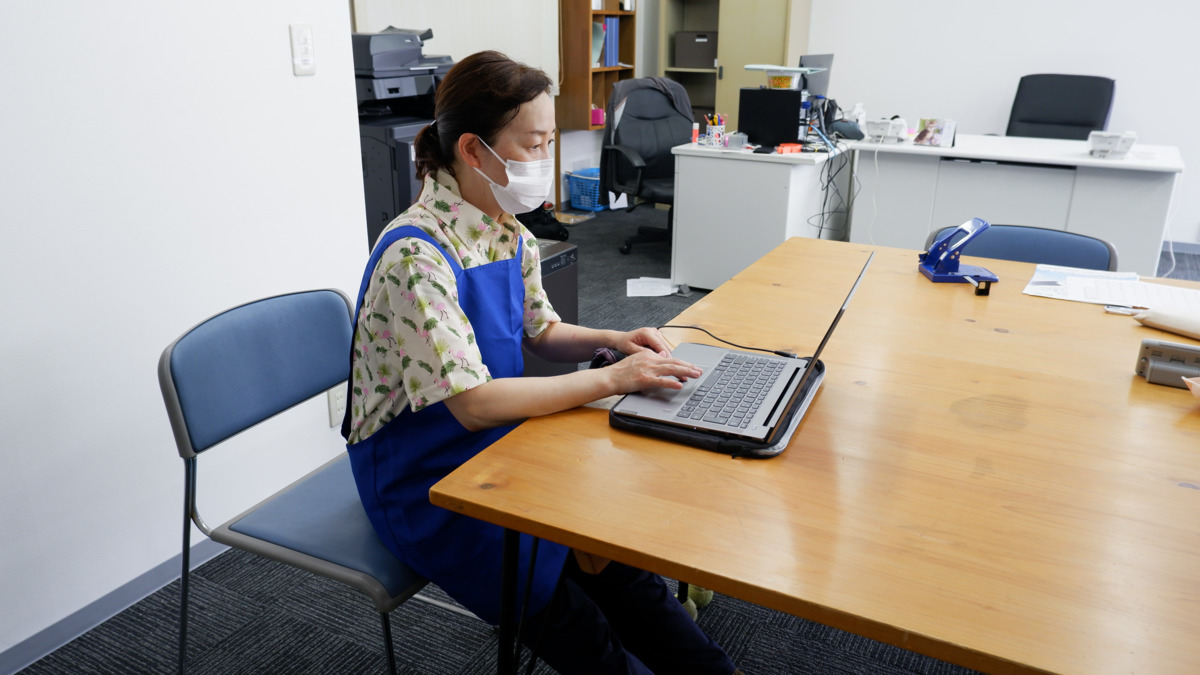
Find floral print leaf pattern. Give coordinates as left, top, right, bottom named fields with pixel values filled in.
left=346, top=170, right=561, bottom=444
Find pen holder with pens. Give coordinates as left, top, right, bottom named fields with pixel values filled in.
left=706, top=124, right=726, bottom=147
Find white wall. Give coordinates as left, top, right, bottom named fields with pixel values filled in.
left=350, top=0, right=600, bottom=204
left=0, top=0, right=365, bottom=661
left=807, top=0, right=1199, bottom=244
left=352, top=0, right=560, bottom=87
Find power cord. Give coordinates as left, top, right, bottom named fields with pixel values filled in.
left=807, top=147, right=852, bottom=239
left=658, top=324, right=798, bottom=359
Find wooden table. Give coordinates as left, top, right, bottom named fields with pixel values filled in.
left=431, top=238, right=1200, bottom=674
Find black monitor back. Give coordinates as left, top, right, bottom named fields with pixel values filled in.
left=739, top=88, right=806, bottom=147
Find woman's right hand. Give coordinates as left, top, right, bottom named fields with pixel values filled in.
left=605, top=349, right=703, bottom=394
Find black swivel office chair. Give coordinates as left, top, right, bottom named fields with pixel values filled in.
left=1006, top=74, right=1115, bottom=141
left=599, top=77, right=694, bottom=254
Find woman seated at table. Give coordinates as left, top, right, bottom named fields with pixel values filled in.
left=343, top=50, right=737, bottom=674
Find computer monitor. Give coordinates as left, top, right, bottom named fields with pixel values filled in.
left=799, top=54, right=834, bottom=98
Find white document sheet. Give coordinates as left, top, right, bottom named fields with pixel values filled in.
left=1023, top=264, right=1200, bottom=312
left=626, top=277, right=677, bottom=297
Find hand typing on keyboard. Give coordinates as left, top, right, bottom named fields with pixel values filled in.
left=605, top=349, right=703, bottom=394
left=614, top=326, right=675, bottom=357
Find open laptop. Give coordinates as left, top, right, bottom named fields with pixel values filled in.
left=610, top=253, right=873, bottom=457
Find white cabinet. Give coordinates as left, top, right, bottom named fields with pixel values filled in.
left=930, top=159, right=1074, bottom=234
left=671, top=144, right=844, bottom=290
left=847, top=135, right=1183, bottom=276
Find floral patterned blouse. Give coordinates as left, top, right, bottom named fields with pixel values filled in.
left=347, top=170, right=560, bottom=444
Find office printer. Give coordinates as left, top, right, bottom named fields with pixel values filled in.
left=354, top=28, right=454, bottom=249
left=353, top=27, right=453, bottom=108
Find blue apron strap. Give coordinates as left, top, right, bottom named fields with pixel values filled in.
left=341, top=225, right=460, bottom=439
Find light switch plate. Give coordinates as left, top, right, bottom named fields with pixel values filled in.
left=289, top=24, right=316, bottom=76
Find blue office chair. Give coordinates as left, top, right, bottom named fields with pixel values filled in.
left=923, top=224, right=1119, bottom=271
left=158, top=289, right=427, bottom=674
left=1006, top=74, right=1114, bottom=141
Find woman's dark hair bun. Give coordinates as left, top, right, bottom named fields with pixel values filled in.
left=412, top=51, right=552, bottom=180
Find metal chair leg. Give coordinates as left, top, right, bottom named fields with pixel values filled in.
left=179, top=458, right=198, bottom=675
left=677, top=581, right=690, bottom=604
left=380, top=611, right=397, bottom=675
left=499, top=528, right=520, bottom=675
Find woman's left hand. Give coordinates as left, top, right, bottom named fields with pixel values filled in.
left=614, top=327, right=673, bottom=357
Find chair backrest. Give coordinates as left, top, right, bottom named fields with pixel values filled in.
left=924, top=224, right=1118, bottom=271
left=610, top=83, right=693, bottom=185
left=159, top=289, right=353, bottom=458
left=1006, top=74, right=1114, bottom=141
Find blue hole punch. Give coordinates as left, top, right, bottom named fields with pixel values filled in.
left=918, top=218, right=999, bottom=295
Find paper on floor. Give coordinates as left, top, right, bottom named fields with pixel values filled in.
left=626, top=277, right=678, bottom=297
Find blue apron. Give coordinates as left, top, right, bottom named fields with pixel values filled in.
left=343, top=225, right=568, bottom=626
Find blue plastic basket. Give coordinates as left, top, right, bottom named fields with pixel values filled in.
left=567, top=168, right=605, bottom=212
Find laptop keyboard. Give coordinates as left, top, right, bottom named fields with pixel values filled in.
left=676, top=354, right=786, bottom=428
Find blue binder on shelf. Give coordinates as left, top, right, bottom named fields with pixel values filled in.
left=605, top=17, right=619, bottom=67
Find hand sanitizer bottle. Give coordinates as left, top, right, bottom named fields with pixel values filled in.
left=850, top=102, right=866, bottom=127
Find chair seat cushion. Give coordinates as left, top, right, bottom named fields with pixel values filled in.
left=638, top=178, right=674, bottom=204
left=216, top=454, right=425, bottom=606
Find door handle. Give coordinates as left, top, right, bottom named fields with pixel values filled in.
left=718, top=65, right=723, bottom=80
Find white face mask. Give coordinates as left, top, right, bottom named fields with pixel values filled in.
left=473, top=139, right=555, bottom=214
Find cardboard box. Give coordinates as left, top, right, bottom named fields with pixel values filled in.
left=674, top=31, right=718, bottom=69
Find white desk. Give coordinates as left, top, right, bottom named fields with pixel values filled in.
left=670, top=143, right=847, bottom=290
left=846, top=134, right=1184, bottom=276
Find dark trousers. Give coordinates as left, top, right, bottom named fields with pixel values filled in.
left=522, top=555, right=735, bottom=674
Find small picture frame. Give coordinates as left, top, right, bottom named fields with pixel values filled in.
left=914, top=118, right=956, bottom=147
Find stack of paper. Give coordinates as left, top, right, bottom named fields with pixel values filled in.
left=1022, top=265, right=1200, bottom=312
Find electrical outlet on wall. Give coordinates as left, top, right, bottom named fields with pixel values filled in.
left=327, top=386, right=347, bottom=428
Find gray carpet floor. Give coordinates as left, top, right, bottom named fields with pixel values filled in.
left=20, top=207, right=1199, bottom=674
left=565, top=205, right=708, bottom=333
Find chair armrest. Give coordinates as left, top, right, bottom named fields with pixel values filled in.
left=604, top=144, right=646, bottom=169
left=603, top=144, right=646, bottom=206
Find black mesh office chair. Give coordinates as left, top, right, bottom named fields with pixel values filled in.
left=599, top=77, right=694, bottom=254
left=1006, top=74, right=1115, bottom=141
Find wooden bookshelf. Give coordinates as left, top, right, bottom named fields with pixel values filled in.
left=557, top=0, right=637, bottom=131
